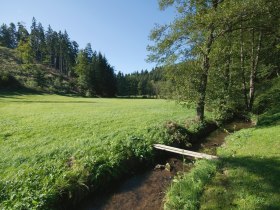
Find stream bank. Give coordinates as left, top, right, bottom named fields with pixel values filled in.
left=77, top=121, right=253, bottom=210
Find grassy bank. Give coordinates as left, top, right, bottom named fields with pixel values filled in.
left=0, top=93, right=195, bottom=209
left=164, top=160, right=217, bottom=210
left=200, top=110, right=280, bottom=209
left=164, top=109, right=280, bottom=210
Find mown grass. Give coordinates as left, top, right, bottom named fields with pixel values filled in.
left=0, top=92, right=195, bottom=209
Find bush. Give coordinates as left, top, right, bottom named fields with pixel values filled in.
left=253, top=77, right=280, bottom=114
left=165, top=121, right=192, bottom=147
left=0, top=72, right=21, bottom=89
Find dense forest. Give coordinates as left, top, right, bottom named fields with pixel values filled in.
left=148, top=0, right=280, bottom=121
left=0, top=18, right=173, bottom=97
left=0, top=18, right=114, bottom=96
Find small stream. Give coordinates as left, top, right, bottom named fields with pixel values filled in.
left=78, top=121, right=253, bottom=210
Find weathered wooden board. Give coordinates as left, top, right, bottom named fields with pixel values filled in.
left=153, top=144, right=218, bottom=160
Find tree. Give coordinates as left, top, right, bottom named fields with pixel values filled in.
left=8, top=23, right=17, bottom=48
left=45, top=25, right=55, bottom=66
left=75, top=49, right=91, bottom=94
left=149, top=0, right=280, bottom=120
left=17, top=22, right=29, bottom=42
left=17, top=38, right=34, bottom=64
left=148, top=0, right=221, bottom=121
left=207, top=0, right=280, bottom=112
left=0, top=23, right=17, bottom=48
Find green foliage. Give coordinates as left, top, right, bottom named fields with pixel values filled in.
left=164, top=160, right=217, bottom=210
left=0, top=72, right=21, bottom=89
left=253, top=77, right=280, bottom=114
left=1, top=19, right=120, bottom=97
left=0, top=94, right=194, bottom=209
left=257, top=108, right=280, bottom=127
left=116, top=67, right=167, bottom=98
left=149, top=0, right=280, bottom=120
left=165, top=121, right=191, bottom=146
left=0, top=46, right=75, bottom=93
left=17, top=38, right=34, bottom=64
left=0, top=23, right=17, bottom=48
left=74, top=45, right=117, bottom=97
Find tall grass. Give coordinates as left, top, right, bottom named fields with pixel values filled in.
left=164, top=160, right=217, bottom=210
left=0, top=93, right=195, bottom=209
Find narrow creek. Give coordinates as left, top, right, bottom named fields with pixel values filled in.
left=78, top=121, right=253, bottom=210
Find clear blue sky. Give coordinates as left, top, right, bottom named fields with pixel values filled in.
left=0, top=0, right=175, bottom=73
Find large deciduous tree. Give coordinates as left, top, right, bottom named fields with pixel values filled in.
left=149, top=0, right=280, bottom=120
left=148, top=0, right=221, bottom=121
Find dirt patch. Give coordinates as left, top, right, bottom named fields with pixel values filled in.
left=79, top=157, right=192, bottom=210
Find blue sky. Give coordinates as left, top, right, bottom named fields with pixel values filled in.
left=0, top=0, right=175, bottom=73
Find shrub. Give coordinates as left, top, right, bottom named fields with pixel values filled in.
left=165, top=121, right=191, bottom=147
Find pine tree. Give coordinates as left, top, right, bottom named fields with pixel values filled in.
left=0, top=24, right=14, bottom=48
left=17, top=22, right=29, bottom=42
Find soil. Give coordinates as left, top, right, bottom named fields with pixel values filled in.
left=77, top=121, right=253, bottom=210
left=79, top=157, right=192, bottom=210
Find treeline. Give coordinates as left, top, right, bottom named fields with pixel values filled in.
left=0, top=18, right=117, bottom=96
left=0, top=18, right=174, bottom=98
left=75, top=44, right=116, bottom=97
left=116, top=67, right=171, bottom=97
left=149, top=0, right=280, bottom=120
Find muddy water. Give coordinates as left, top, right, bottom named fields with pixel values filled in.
left=196, top=121, right=253, bottom=155
left=78, top=121, right=253, bottom=210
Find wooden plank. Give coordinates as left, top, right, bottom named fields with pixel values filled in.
left=153, top=144, right=218, bottom=160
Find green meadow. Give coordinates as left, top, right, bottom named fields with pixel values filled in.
left=164, top=109, right=280, bottom=210
left=0, top=93, right=194, bottom=209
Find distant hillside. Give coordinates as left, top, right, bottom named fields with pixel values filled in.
left=0, top=46, right=76, bottom=93
left=0, top=19, right=118, bottom=97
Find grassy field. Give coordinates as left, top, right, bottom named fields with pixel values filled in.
left=0, top=92, right=195, bottom=209
left=164, top=109, right=280, bottom=210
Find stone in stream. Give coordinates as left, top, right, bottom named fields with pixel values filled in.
left=154, top=164, right=165, bottom=170
left=154, top=163, right=172, bottom=172
left=165, top=163, right=171, bottom=171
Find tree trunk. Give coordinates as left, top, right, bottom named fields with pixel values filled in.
left=196, top=27, right=214, bottom=122
left=224, top=29, right=232, bottom=94
left=248, top=31, right=262, bottom=111
left=196, top=0, right=218, bottom=121
left=240, top=26, right=249, bottom=110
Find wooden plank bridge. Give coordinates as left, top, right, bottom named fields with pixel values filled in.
left=153, top=144, right=218, bottom=160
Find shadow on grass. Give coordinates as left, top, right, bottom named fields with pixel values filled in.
left=0, top=88, right=86, bottom=100
left=0, top=100, right=97, bottom=104
left=0, top=87, right=43, bottom=98
left=218, top=156, right=280, bottom=209
left=0, top=90, right=98, bottom=103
